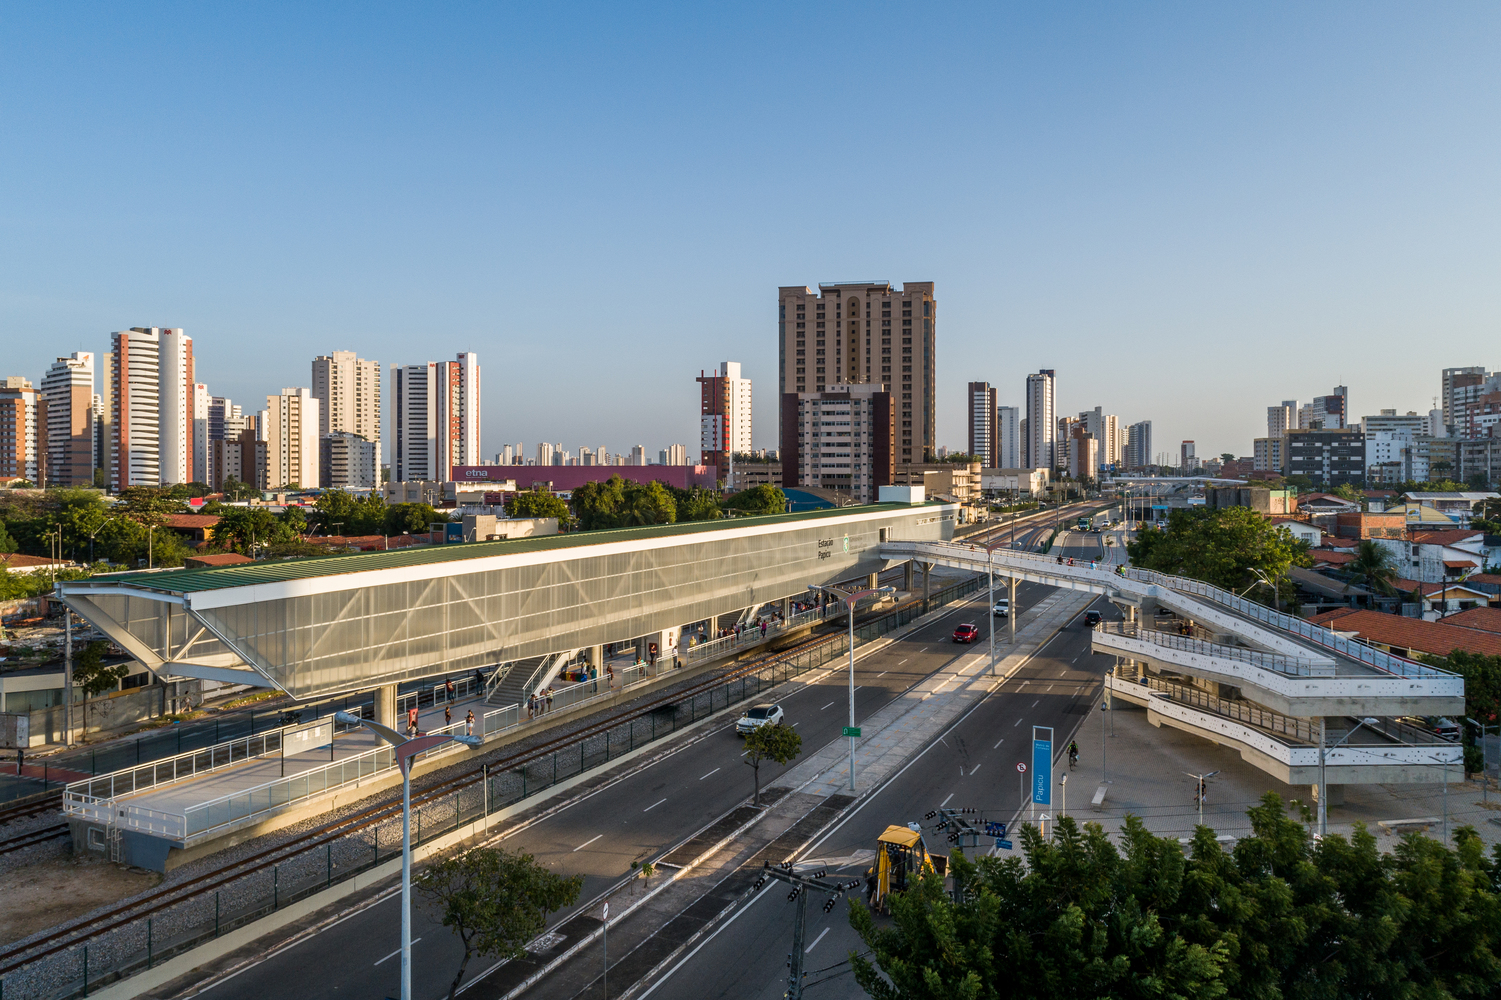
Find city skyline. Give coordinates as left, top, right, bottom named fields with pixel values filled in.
left=3, top=7, right=1496, bottom=461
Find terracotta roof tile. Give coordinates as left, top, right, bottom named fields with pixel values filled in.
left=1311, top=550, right=1355, bottom=564
left=1410, top=530, right=1483, bottom=546
left=1443, top=607, right=1501, bottom=634
left=182, top=553, right=255, bottom=568
left=1306, top=609, right=1501, bottom=657
left=164, top=514, right=222, bottom=529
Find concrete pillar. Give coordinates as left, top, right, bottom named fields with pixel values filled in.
left=781, top=597, right=791, bottom=620
left=867, top=572, right=879, bottom=591
left=922, top=562, right=932, bottom=603
left=373, top=683, right=398, bottom=730
left=587, top=644, right=604, bottom=668
left=903, top=560, right=914, bottom=592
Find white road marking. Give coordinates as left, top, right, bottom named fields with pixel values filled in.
left=374, top=939, right=421, bottom=966
left=1045, top=684, right=1054, bottom=692
left=643, top=798, right=666, bottom=812
left=573, top=835, right=603, bottom=852
left=820, top=702, right=835, bottom=711
left=941, top=793, right=954, bottom=807
left=970, top=764, right=982, bottom=774
left=993, top=738, right=1004, bottom=749
left=1013, top=718, right=1022, bottom=727
left=877, top=671, right=887, bottom=677
left=898, top=659, right=908, bottom=665
left=1031, top=699, right=1039, bottom=708
left=699, top=768, right=720, bottom=780
left=638, top=883, right=776, bottom=999
left=805, top=927, right=831, bottom=953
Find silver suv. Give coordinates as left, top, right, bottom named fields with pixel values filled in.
left=736, top=703, right=784, bottom=735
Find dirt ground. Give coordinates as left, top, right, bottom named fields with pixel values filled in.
left=0, top=855, right=161, bottom=945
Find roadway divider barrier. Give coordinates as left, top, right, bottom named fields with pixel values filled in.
left=22, top=574, right=987, bottom=1000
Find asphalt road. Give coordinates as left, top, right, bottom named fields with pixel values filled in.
left=634, top=531, right=1120, bottom=1000
left=198, top=574, right=1059, bottom=1000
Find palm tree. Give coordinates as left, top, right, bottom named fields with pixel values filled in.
left=1346, top=539, right=1399, bottom=596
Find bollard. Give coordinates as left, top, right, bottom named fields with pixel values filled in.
left=274, top=865, right=279, bottom=909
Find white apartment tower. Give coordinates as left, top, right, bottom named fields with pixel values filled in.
left=1267, top=400, right=1297, bottom=438
left=261, top=388, right=320, bottom=490
left=393, top=352, right=480, bottom=481
left=1024, top=370, right=1056, bottom=470
left=697, top=361, right=753, bottom=479
left=778, top=282, right=936, bottom=464
left=312, top=350, right=382, bottom=455
left=997, top=405, right=1020, bottom=468
left=107, top=327, right=196, bottom=489
left=42, top=352, right=96, bottom=487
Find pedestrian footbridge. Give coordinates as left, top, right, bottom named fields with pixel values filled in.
left=879, top=539, right=1464, bottom=788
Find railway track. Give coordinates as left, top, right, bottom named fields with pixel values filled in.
left=0, top=790, right=63, bottom=826
left=0, top=508, right=1106, bottom=978
left=0, top=823, right=70, bottom=855
left=0, top=578, right=985, bottom=977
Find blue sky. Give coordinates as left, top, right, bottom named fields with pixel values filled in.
left=2, top=3, right=1497, bottom=463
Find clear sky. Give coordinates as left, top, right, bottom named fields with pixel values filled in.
left=2, top=3, right=1498, bottom=464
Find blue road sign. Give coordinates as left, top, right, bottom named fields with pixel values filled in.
left=1032, top=726, right=1053, bottom=806
left=984, top=821, right=1007, bottom=837
left=996, top=838, right=1013, bottom=850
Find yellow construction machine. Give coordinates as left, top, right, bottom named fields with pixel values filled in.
left=866, top=823, right=947, bottom=911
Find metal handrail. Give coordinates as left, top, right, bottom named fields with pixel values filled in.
left=684, top=604, right=835, bottom=664
left=1136, top=674, right=1318, bottom=743
left=63, top=724, right=302, bottom=802
left=1096, top=622, right=1325, bottom=677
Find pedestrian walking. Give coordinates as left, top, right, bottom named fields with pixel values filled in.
left=446, top=678, right=455, bottom=703
left=406, top=705, right=419, bottom=736
left=606, top=663, right=614, bottom=686
left=760, top=620, right=767, bottom=638
left=527, top=695, right=535, bottom=721
left=445, top=703, right=452, bottom=727
left=465, top=710, right=475, bottom=736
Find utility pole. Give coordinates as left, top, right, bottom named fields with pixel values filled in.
left=752, top=862, right=861, bottom=1000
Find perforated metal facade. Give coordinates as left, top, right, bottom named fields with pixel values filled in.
left=61, top=504, right=956, bottom=700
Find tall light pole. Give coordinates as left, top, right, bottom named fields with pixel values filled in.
left=807, top=583, right=895, bottom=791
left=334, top=710, right=483, bottom=1000
left=971, top=538, right=1018, bottom=676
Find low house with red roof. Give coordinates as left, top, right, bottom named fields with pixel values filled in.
left=0, top=553, right=75, bottom=574
left=163, top=513, right=222, bottom=543
left=183, top=553, right=255, bottom=570
left=1307, top=608, right=1501, bottom=660
left=1442, top=605, right=1501, bottom=635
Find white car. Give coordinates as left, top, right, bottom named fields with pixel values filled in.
left=736, top=703, right=785, bottom=735
left=992, top=600, right=1010, bottom=617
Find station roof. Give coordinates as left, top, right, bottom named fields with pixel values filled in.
left=83, top=502, right=940, bottom=595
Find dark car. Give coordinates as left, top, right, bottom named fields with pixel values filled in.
left=953, top=623, right=980, bottom=643
left=1083, top=611, right=1102, bottom=628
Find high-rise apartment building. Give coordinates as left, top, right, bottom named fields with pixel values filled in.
left=1024, top=370, right=1056, bottom=470
left=312, top=351, right=382, bottom=462
left=1267, top=400, right=1297, bottom=438
left=106, top=327, right=196, bottom=489
left=0, top=377, right=44, bottom=483
left=393, top=353, right=480, bottom=481
left=321, top=431, right=377, bottom=490
left=1253, top=437, right=1287, bottom=474
left=535, top=442, right=555, bottom=467
left=660, top=444, right=687, bottom=466
left=697, top=361, right=752, bottom=480
left=42, top=352, right=95, bottom=487
left=1180, top=441, right=1196, bottom=471
left=261, top=388, right=320, bottom=490
left=192, top=383, right=210, bottom=490
left=1443, top=367, right=1488, bottom=429
left=997, top=405, right=1020, bottom=468
left=1079, top=408, right=1119, bottom=470
left=1299, top=387, right=1348, bottom=430
left=967, top=382, right=998, bottom=467
left=1125, top=420, right=1152, bottom=470
left=778, top=282, right=936, bottom=465
left=780, top=382, right=895, bottom=503
left=1287, top=428, right=1364, bottom=487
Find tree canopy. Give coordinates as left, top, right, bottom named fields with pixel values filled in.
left=742, top=721, right=801, bottom=805
left=851, top=795, right=1501, bottom=1000
left=571, top=475, right=682, bottom=530
left=1126, top=507, right=1311, bottom=605
left=308, top=489, right=387, bottom=535
left=723, top=484, right=787, bottom=516
left=505, top=489, right=571, bottom=523
left=418, top=846, right=584, bottom=1000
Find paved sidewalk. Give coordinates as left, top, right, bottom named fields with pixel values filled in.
left=788, top=587, right=1096, bottom=798
left=1052, top=692, right=1501, bottom=851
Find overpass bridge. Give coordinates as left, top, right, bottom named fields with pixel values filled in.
left=880, top=538, right=1464, bottom=790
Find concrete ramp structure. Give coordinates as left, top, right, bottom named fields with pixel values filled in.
left=879, top=539, right=1464, bottom=792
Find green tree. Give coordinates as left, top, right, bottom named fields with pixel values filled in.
left=213, top=507, right=285, bottom=555
left=279, top=505, right=308, bottom=536
left=1332, top=482, right=1364, bottom=504
left=308, top=489, right=387, bottom=535
left=0, top=520, right=16, bottom=554
left=851, top=795, right=1501, bottom=1000
left=74, top=640, right=128, bottom=735
left=220, top=476, right=260, bottom=501
left=742, top=721, right=801, bottom=805
left=417, top=846, right=584, bottom=1000
left=722, top=484, right=787, bottom=516
left=385, top=502, right=444, bottom=535
left=620, top=480, right=677, bottom=526
left=1345, top=538, right=1401, bottom=596
left=1441, top=650, right=1501, bottom=726
left=670, top=486, right=722, bottom=523
left=505, top=489, right=570, bottom=523
left=114, top=485, right=186, bottom=527
left=1126, top=507, right=1311, bottom=605
left=571, top=476, right=627, bottom=530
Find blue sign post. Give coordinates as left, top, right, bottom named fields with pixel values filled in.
left=1032, top=726, right=1053, bottom=826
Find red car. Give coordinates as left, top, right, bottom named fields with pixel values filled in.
left=953, top=623, right=980, bottom=643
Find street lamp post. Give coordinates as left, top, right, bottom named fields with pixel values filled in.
left=1184, top=769, right=1219, bottom=828
left=973, top=538, right=1018, bottom=676
left=334, top=710, right=483, bottom=1000
left=807, top=583, right=895, bottom=791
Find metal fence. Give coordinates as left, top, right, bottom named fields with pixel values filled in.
left=1096, top=623, right=1327, bottom=677
left=65, top=728, right=291, bottom=805
left=683, top=604, right=836, bottom=664
left=17, top=573, right=986, bottom=1000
